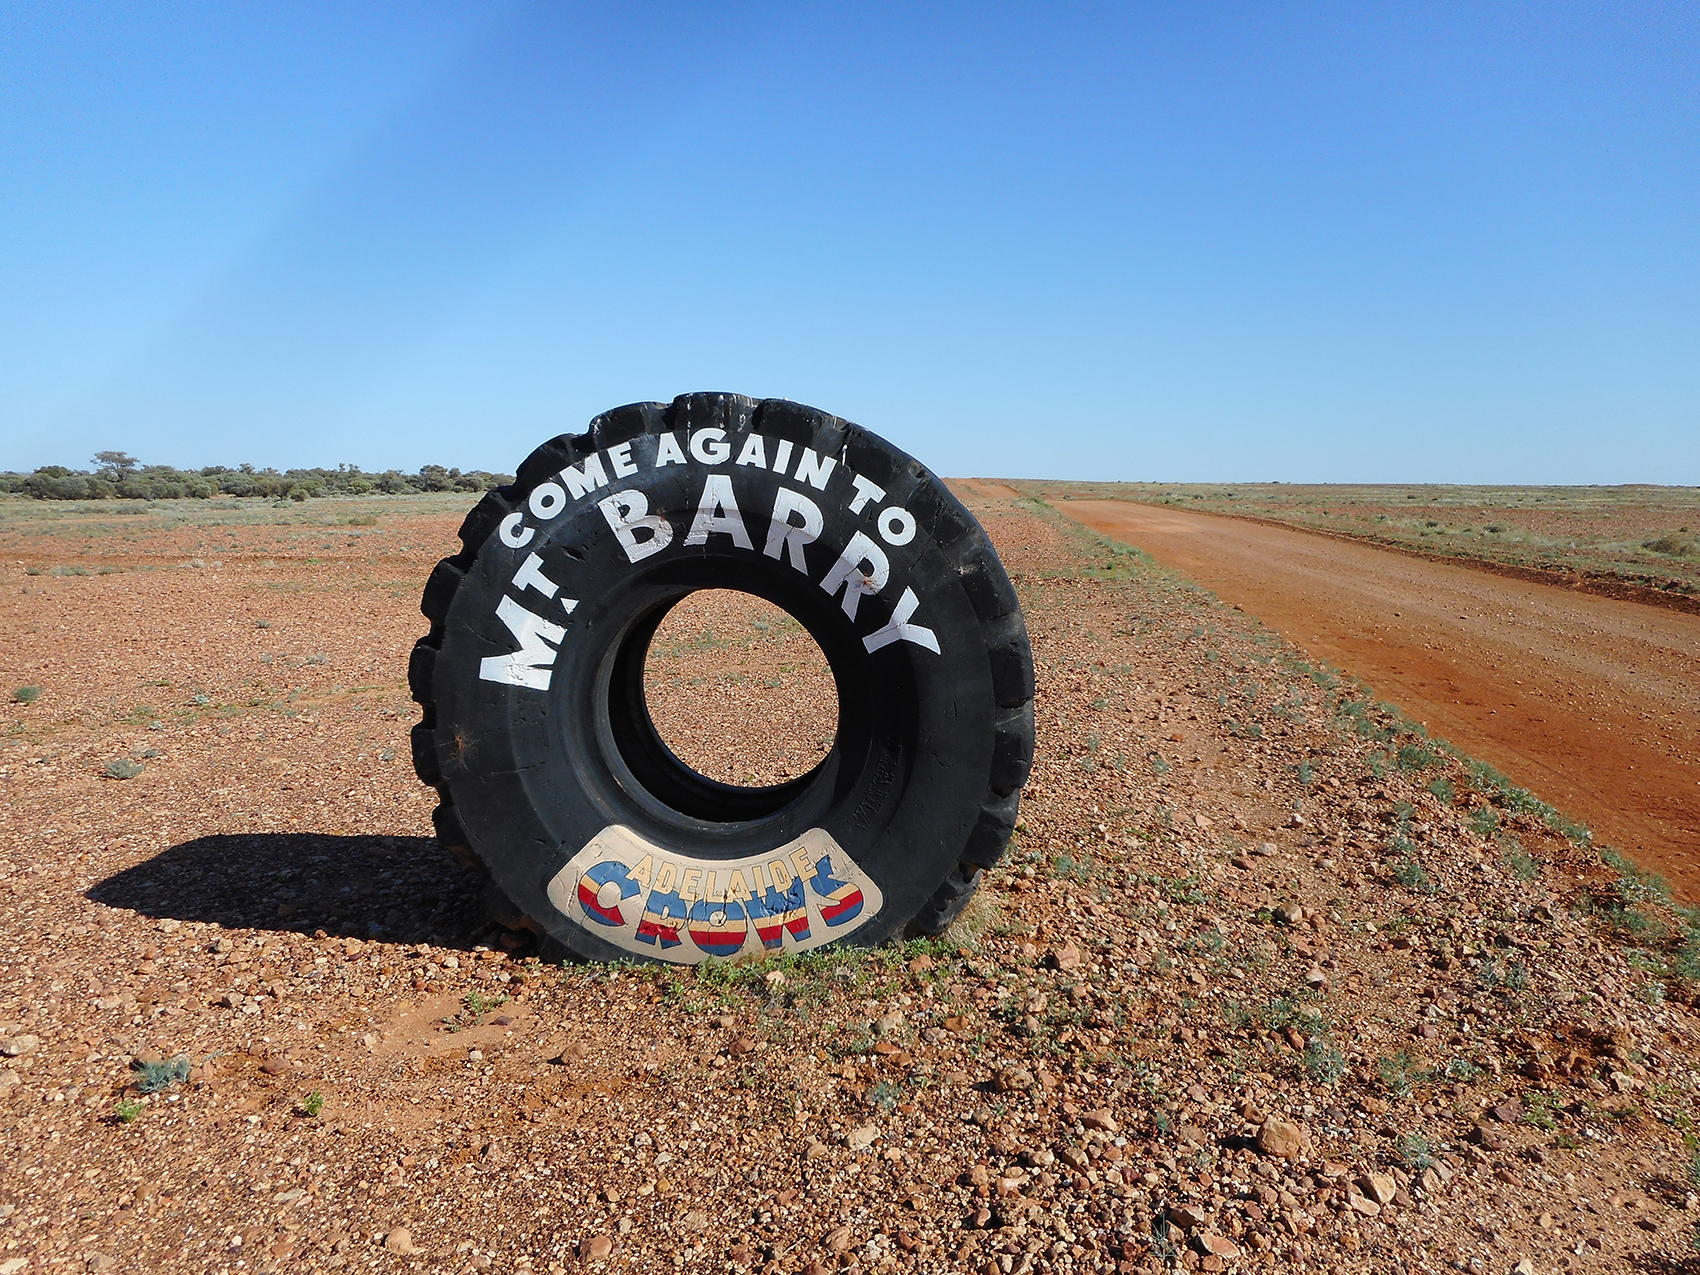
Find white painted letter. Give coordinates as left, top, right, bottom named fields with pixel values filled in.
left=598, top=489, right=674, bottom=562
left=529, top=482, right=566, bottom=520
left=862, top=586, right=940, bottom=654
left=770, top=439, right=794, bottom=474
left=560, top=454, right=610, bottom=500
left=793, top=447, right=835, bottom=490
left=848, top=474, right=885, bottom=514
left=819, top=531, right=889, bottom=620
left=763, top=487, right=823, bottom=573
left=511, top=552, right=559, bottom=599
left=689, top=429, right=731, bottom=465
left=654, top=432, right=686, bottom=467
left=479, top=596, right=570, bottom=691
left=684, top=474, right=753, bottom=549
left=498, top=512, right=534, bottom=549
left=877, top=506, right=916, bottom=546
left=735, top=434, right=768, bottom=468
left=609, top=441, right=638, bottom=477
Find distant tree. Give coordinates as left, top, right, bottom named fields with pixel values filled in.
left=93, top=450, right=139, bottom=480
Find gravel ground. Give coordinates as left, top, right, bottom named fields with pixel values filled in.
left=3, top=490, right=1700, bottom=1275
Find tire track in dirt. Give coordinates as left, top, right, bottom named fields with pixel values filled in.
left=1054, top=499, right=1700, bottom=898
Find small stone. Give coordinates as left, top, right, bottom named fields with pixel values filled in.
left=845, top=1124, right=880, bottom=1151
left=823, top=1225, right=855, bottom=1254
left=1169, top=1204, right=1210, bottom=1230
left=1257, top=1118, right=1308, bottom=1159
left=0, top=1069, right=17, bottom=1090
left=993, top=1067, right=1035, bottom=1093
left=1358, top=1173, right=1397, bottom=1205
left=802, top=1138, right=829, bottom=1159
left=1512, top=1261, right=1535, bottom=1275
left=715, top=1014, right=736, bottom=1029
left=907, top=955, right=936, bottom=973
left=874, top=1012, right=905, bottom=1037
left=1195, top=1233, right=1241, bottom=1258
left=1273, top=904, right=1304, bottom=925
left=0, top=1036, right=39, bottom=1058
left=1491, top=1097, right=1523, bottom=1123
left=680, top=1210, right=709, bottom=1231
left=581, top=1235, right=613, bottom=1261
left=467, top=1049, right=483, bottom=1063
left=381, top=1228, right=417, bottom=1255
left=259, top=1055, right=291, bottom=1076
left=1080, top=1108, right=1118, bottom=1133
left=728, top=1037, right=757, bottom=1056
left=1047, top=942, right=1083, bottom=971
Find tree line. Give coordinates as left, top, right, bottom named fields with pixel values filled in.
left=0, top=452, right=513, bottom=502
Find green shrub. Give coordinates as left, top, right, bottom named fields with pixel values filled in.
left=12, top=685, right=40, bottom=704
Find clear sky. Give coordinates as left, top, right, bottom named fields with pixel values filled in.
left=3, top=2, right=1696, bottom=483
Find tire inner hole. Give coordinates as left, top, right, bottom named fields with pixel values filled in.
left=641, top=589, right=838, bottom=790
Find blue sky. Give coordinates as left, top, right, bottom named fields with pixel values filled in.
left=3, top=2, right=1696, bottom=483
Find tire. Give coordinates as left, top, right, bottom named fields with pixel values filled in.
left=409, top=392, right=1033, bottom=964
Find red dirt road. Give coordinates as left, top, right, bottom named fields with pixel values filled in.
left=1059, top=499, right=1700, bottom=897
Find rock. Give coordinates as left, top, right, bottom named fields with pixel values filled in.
left=381, top=1228, right=417, bottom=1255
left=874, top=1012, right=905, bottom=1037
left=0, top=1036, right=39, bottom=1058
left=802, top=1138, right=829, bottom=1159
left=1512, top=1262, right=1535, bottom=1275
left=1257, top=1118, right=1309, bottom=1159
left=1047, top=942, right=1083, bottom=971
left=260, top=1055, right=291, bottom=1076
left=1358, top=1173, right=1397, bottom=1205
left=993, top=1067, right=1035, bottom=1093
left=844, top=1124, right=880, bottom=1151
left=680, top=1211, right=709, bottom=1231
left=1058, top=1147, right=1090, bottom=1171
left=907, top=955, right=936, bottom=973
left=823, top=1226, right=855, bottom=1254
left=1491, top=1097, right=1524, bottom=1123
left=715, top=1014, right=736, bottom=1029
left=1273, top=904, right=1304, bottom=925
left=1169, top=1204, right=1211, bottom=1230
left=1194, top=1233, right=1241, bottom=1258
left=581, top=1234, right=614, bottom=1260
left=728, top=1037, right=757, bottom=1056
left=1080, top=1108, right=1118, bottom=1133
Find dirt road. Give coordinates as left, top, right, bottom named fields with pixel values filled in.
left=1057, top=499, right=1700, bottom=897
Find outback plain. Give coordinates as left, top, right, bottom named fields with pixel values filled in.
left=3, top=484, right=1700, bottom=1275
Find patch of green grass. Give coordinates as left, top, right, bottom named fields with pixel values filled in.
left=131, top=1054, right=190, bottom=1094
left=1396, top=1131, right=1435, bottom=1171
left=1501, top=840, right=1539, bottom=881
left=1377, top=1051, right=1418, bottom=1100
left=1524, top=1091, right=1560, bottom=1131
left=1396, top=741, right=1440, bottom=771
left=1304, top=1036, right=1346, bottom=1086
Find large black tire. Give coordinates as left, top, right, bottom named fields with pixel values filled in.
left=410, top=393, right=1033, bottom=964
